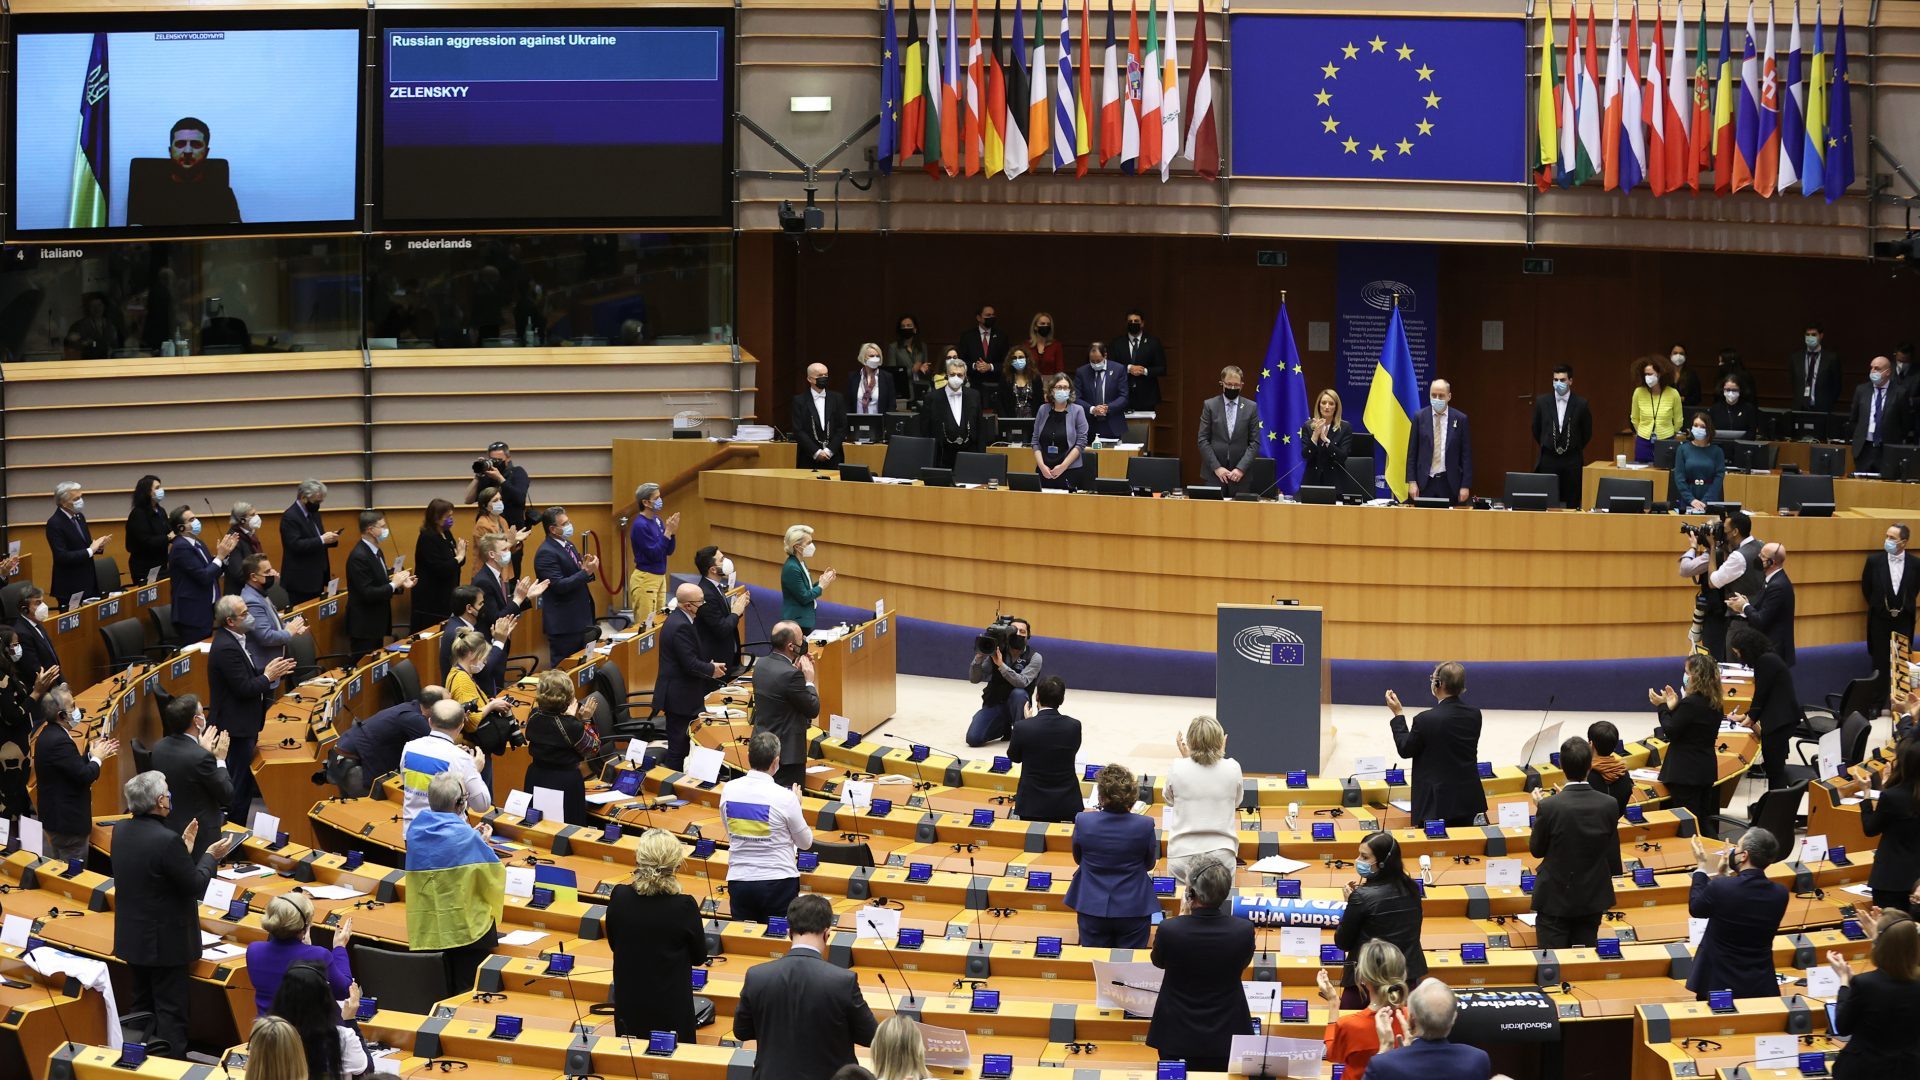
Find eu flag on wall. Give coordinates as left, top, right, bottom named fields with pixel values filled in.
left=1254, top=299, right=1308, bottom=496
left=1229, top=15, right=1527, bottom=183
left=67, top=32, right=109, bottom=229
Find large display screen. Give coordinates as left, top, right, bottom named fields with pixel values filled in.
left=7, top=15, right=362, bottom=238
left=376, top=13, right=732, bottom=229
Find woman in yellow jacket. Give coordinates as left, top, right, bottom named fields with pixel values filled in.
left=448, top=630, right=516, bottom=789
left=1630, top=356, right=1685, bottom=462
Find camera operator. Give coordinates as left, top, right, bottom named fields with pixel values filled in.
left=966, top=617, right=1042, bottom=747
left=464, top=441, right=532, bottom=532
left=1678, top=510, right=1762, bottom=660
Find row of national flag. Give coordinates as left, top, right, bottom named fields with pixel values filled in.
left=1534, top=0, right=1853, bottom=200
left=878, top=0, right=1219, bottom=181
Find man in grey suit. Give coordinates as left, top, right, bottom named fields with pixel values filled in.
left=238, top=554, right=307, bottom=665
left=1528, top=736, right=1623, bottom=948
left=1198, top=365, right=1258, bottom=495
left=734, top=893, right=878, bottom=1080
left=752, top=621, right=820, bottom=789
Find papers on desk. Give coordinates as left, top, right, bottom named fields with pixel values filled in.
left=17, top=816, right=43, bottom=856
left=250, top=812, right=281, bottom=840
left=585, top=790, right=636, bottom=806
left=1616, top=462, right=1651, bottom=470
left=1630, top=769, right=1662, bottom=782
left=504, top=866, right=536, bottom=899
left=502, top=789, right=534, bottom=818
left=1485, top=859, right=1523, bottom=887
left=531, top=786, right=568, bottom=823
left=498, top=930, right=549, bottom=947
left=1276, top=927, right=1319, bottom=957
left=1839, top=882, right=1875, bottom=899
left=1247, top=855, right=1311, bottom=876
left=1689, top=917, right=1709, bottom=948
left=854, top=905, right=902, bottom=940
left=1497, top=803, right=1533, bottom=830
left=1716, top=664, right=1755, bottom=679
left=684, top=746, right=725, bottom=785
left=1799, top=834, right=1830, bottom=865
left=298, top=884, right=368, bottom=901
left=202, top=878, right=237, bottom=913
left=1, top=914, right=32, bottom=949
left=1228, top=1035, right=1326, bottom=1078
left=805, top=765, right=834, bottom=774
left=1515, top=913, right=1539, bottom=927
left=183, top=640, right=211, bottom=654
left=1806, top=965, right=1842, bottom=999
left=1755, top=1035, right=1798, bottom=1069
left=202, top=943, right=246, bottom=962
left=872, top=476, right=914, bottom=485
left=1388, top=799, right=1413, bottom=813
left=218, top=864, right=276, bottom=882
left=829, top=715, right=852, bottom=742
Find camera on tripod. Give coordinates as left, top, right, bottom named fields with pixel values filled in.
left=1680, top=519, right=1726, bottom=545
left=976, top=615, right=1020, bottom=654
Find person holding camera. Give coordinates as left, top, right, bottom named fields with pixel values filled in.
left=464, top=442, right=531, bottom=560
left=1678, top=509, right=1760, bottom=660
left=447, top=630, right=519, bottom=790
left=965, top=617, right=1041, bottom=747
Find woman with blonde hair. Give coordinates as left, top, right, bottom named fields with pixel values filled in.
left=606, top=829, right=708, bottom=1041
left=779, top=524, right=835, bottom=633
left=1026, top=312, right=1064, bottom=375
left=245, top=891, right=352, bottom=1014
left=1301, top=389, right=1355, bottom=488
left=448, top=629, right=515, bottom=787
left=869, top=1014, right=933, bottom=1080
left=1317, top=939, right=1411, bottom=1080
left=1164, top=715, right=1244, bottom=885
left=243, top=1015, right=309, bottom=1080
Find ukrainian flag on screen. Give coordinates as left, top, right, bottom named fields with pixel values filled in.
left=723, top=799, right=774, bottom=839
left=67, top=33, right=109, bottom=229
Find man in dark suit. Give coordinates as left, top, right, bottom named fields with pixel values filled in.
left=1364, top=981, right=1494, bottom=1080
left=1791, top=323, right=1842, bottom=412
left=953, top=303, right=1007, bottom=388
left=793, top=363, right=848, bottom=467
left=1685, top=827, right=1791, bottom=1000
left=1531, top=364, right=1594, bottom=508
left=345, top=511, right=416, bottom=658
left=45, top=481, right=108, bottom=608
left=13, top=585, right=63, bottom=688
left=1848, top=355, right=1913, bottom=473
left=1406, top=379, right=1473, bottom=504
left=1007, top=676, right=1083, bottom=824
left=1387, top=661, right=1487, bottom=828
left=845, top=347, right=897, bottom=417
left=919, top=358, right=987, bottom=467
left=1118, top=309, right=1167, bottom=413
left=472, top=533, right=543, bottom=630
left=1073, top=343, right=1132, bottom=441
left=209, top=596, right=298, bottom=823
left=1197, top=366, right=1257, bottom=495
left=440, top=585, right=514, bottom=695
left=1145, top=858, right=1255, bottom=1072
left=733, top=893, right=877, bottom=1080
left=655, top=583, right=724, bottom=770
left=332, top=687, right=446, bottom=795
left=150, top=694, right=233, bottom=857
left=278, top=479, right=340, bottom=606
left=113, top=770, right=238, bottom=1058
left=693, top=547, right=748, bottom=670
left=1528, top=736, right=1622, bottom=948
left=534, top=506, right=599, bottom=664
left=750, top=621, right=819, bottom=788
left=1729, top=542, right=1795, bottom=666
left=167, top=507, right=237, bottom=644
left=31, top=686, right=116, bottom=862
left=1862, top=523, right=1920, bottom=706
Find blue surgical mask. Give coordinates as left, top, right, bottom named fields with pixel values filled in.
left=1888, top=539, right=1902, bottom=556
left=1553, top=381, right=1569, bottom=396
left=489, top=501, right=504, bottom=516
left=651, top=498, right=664, bottom=511
left=1012, top=358, right=1027, bottom=371
left=188, top=518, right=202, bottom=536
left=1052, top=388, right=1070, bottom=404
left=1355, top=859, right=1376, bottom=878
left=153, top=487, right=166, bottom=501
left=560, top=523, right=575, bottom=540
left=1691, top=425, right=1708, bottom=441
left=1872, top=370, right=1886, bottom=385
left=375, top=526, right=390, bottom=542
left=1430, top=398, right=1447, bottom=413
left=1805, top=334, right=1821, bottom=349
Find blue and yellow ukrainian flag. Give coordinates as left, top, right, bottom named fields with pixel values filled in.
left=400, top=747, right=453, bottom=802
left=68, top=33, right=109, bottom=230
left=1362, top=303, right=1421, bottom=501
left=404, top=810, right=505, bottom=951
left=722, top=798, right=774, bottom=839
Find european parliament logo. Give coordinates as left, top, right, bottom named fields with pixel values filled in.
left=1228, top=15, right=1526, bottom=183
left=1233, top=625, right=1307, bottom=668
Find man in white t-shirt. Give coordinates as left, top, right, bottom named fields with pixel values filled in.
left=399, top=700, right=492, bottom=822
left=719, top=730, right=813, bottom=922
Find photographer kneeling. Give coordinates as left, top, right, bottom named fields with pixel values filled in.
left=1678, top=509, right=1761, bottom=661
left=966, top=617, right=1042, bottom=747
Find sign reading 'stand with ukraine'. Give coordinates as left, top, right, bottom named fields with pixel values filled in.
left=1229, top=15, right=1527, bottom=183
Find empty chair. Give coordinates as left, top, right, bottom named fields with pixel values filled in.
left=92, top=556, right=120, bottom=597
left=882, top=435, right=935, bottom=480
left=953, top=451, right=1009, bottom=487
left=1126, top=456, right=1181, bottom=494
left=99, top=618, right=156, bottom=674
left=1240, top=457, right=1277, bottom=499
left=1651, top=440, right=1680, bottom=470
left=0, top=582, right=30, bottom=623
left=1342, top=455, right=1377, bottom=500
left=1502, top=471, right=1561, bottom=509
left=1714, top=779, right=1809, bottom=843
left=382, top=658, right=421, bottom=709
left=349, top=945, right=450, bottom=1014
left=1777, top=473, right=1836, bottom=513
left=1066, top=449, right=1101, bottom=491
left=148, top=604, right=180, bottom=651
left=1733, top=441, right=1780, bottom=471
left=807, top=839, right=876, bottom=868
left=1785, top=712, right=1873, bottom=787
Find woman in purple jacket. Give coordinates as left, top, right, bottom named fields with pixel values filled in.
left=245, top=892, right=353, bottom=1015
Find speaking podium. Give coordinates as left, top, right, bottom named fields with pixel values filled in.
left=1215, top=604, right=1331, bottom=774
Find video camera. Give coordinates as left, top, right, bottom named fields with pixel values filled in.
left=1680, top=519, right=1726, bottom=546
left=472, top=457, right=496, bottom=475
left=976, top=615, right=1021, bottom=654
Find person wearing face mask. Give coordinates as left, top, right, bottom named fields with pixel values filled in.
left=792, top=362, right=849, bottom=467
left=1850, top=355, right=1914, bottom=474
left=345, top=511, right=417, bottom=659
left=150, top=693, right=234, bottom=857
left=1118, top=309, right=1166, bottom=413
left=125, top=475, right=171, bottom=585
left=463, top=441, right=533, bottom=537
left=439, top=585, right=514, bottom=695
left=470, top=484, right=531, bottom=575
left=693, top=546, right=750, bottom=674
left=919, top=357, right=986, bottom=467
left=168, top=506, right=240, bottom=645
left=534, top=506, right=600, bottom=663
left=1863, top=524, right=1920, bottom=708
left=998, top=346, right=1042, bottom=417
left=965, top=617, right=1041, bottom=747
left=655, top=584, right=724, bottom=771
left=1384, top=661, right=1485, bottom=827
left=11, top=586, right=64, bottom=690
left=222, top=501, right=266, bottom=596
left=885, top=314, right=926, bottom=384
left=447, top=631, right=520, bottom=787
left=1198, top=365, right=1258, bottom=495
left=1629, top=357, right=1684, bottom=463
left=1650, top=653, right=1724, bottom=830
left=1891, top=342, right=1920, bottom=413
left=1668, top=343, right=1702, bottom=406
left=1073, top=342, right=1132, bottom=441
left=30, top=684, right=117, bottom=861
left=1678, top=507, right=1757, bottom=660
left=239, top=555, right=309, bottom=668
left=0, top=625, right=62, bottom=820
left=1302, top=389, right=1354, bottom=489
left=410, top=499, right=468, bottom=632
left=627, top=483, right=680, bottom=619
left=1405, top=379, right=1473, bottom=504
left=471, top=532, right=546, bottom=631
left=1723, top=624, right=1802, bottom=791
left=779, top=524, right=835, bottom=634
left=1529, top=364, right=1592, bottom=508
left=1685, top=826, right=1790, bottom=1000
left=1727, top=542, right=1795, bottom=667
left=1332, top=832, right=1428, bottom=1010
left=1792, top=323, right=1842, bottom=413
left=751, top=621, right=820, bottom=788
left=46, top=481, right=110, bottom=609
left=279, top=479, right=341, bottom=606
left=1709, top=375, right=1762, bottom=438
left=1031, top=373, right=1089, bottom=489
left=1669, top=412, right=1726, bottom=513
left=525, top=669, right=599, bottom=827
left=846, top=342, right=898, bottom=417
left=209, top=595, right=299, bottom=823
left=1025, top=312, right=1064, bottom=375
left=955, top=303, right=1007, bottom=385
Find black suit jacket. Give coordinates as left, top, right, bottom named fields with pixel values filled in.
left=1685, top=867, right=1789, bottom=998
left=1334, top=880, right=1429, bottom=988
left=843, top=369, right=897, bottom=415
left=1864, top=784, right=1920, bottom=896
left=32, top=721, right=101, bottom=835
left=1118, top=333, right=1167, bottom=412
left=1741, top=571, right=1796, bottom=666
left=111, top=813, right=220, bottom=968
left=125, top=503, right=171, bottom=584
left=208, top=629, right=273, bottom=738
left=1863, top=551, right=1920, bottom=663
left=791, top=390, right=848, bottom=467
left=13, top=616, right=61, bottom=689
left=1529, top=783, right=1622, bottom=917
left=651, top=610, right=709, bottom=717
left=1850, top=381, right=1914, bottom=458
left=919, top=388, right=986, bottom=466
left=411, top=528, right=463, bottom=628
left=750, top=651, right=818, bottom=767
left=733, top=945, right=878, bottom=1080
left=345, top=540, right=399, bottom=643
left=278, top=500, right=335, bottom=595
left=1832, top=968, right=1920, bottom=1078
left=471, top=566, right=527, bottom=632
left=955, top=326, right=1009, bottom=381
left=1791, top=346, right=1844, bottom=412
left=694, top=577, right=741, bottom=667
left=1146, top=907, right=1256, bottom=1060
left=45, top=510, right=95, bottom=607
left=1656, top=693, right=1722, bottom=790
left=1743, top=651, right=1803, bottom=742
left=1008, top=708, right=1083, bottom=823
left=1390, top=697, right=1487, bottom=824
left=1531, top=392, right=1594, bottom=466
left=151, top=730, right=233, bottom=857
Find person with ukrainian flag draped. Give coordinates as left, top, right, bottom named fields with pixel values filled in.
left=720, top=730, right=815, bottom=923
left=405, top=772, right=506, bottom=996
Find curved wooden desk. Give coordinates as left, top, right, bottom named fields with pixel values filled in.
left=701, top=468, right=1895, bottom=661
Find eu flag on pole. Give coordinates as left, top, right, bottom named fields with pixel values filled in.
left=880, top=0, right=901, bottom=172
left=67, top=33, right=109, bottom=229
left=1254, top=299, right=1309, bottom=496
left=1363, top=302, right=1421, bottom=502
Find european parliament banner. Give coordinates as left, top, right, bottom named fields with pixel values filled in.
left=1228, top=15, right=1527, bottom=182
left=1336, top=242, right=1436, bottom=492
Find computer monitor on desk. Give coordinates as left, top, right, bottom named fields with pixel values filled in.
left=1787, top=411, right=1837, bottom=441
left=1340, top=456, right=1376, bottom=502
left=995, top=417, right=1035, bottom=446
left=885, top=411, right=919, bottom=439
left=1593, top=476, right=1654, bottom=513
left=848, top=413, right=885, bottom=444
left=1503, top=471, right=1561, bottom=509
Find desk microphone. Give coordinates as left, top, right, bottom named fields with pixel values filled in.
left=885, top=732, right=970, bottom=768
left=1522, top=695, right=1558, bottom=774
left=1556, top=978, right=1602, bottom=1018
left=873, top=931, right=922, bottom=1011
left=1254, top=452, right=1310, bottom=501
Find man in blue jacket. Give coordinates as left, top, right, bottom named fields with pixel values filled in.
left=1405, top=380, right=1474, bottom=504
left=1685, top=827, right=1790, bottom=1000
left=534, top=506, right=600, bottom=664
left=1363, top=980, right=1492, bottom=1080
